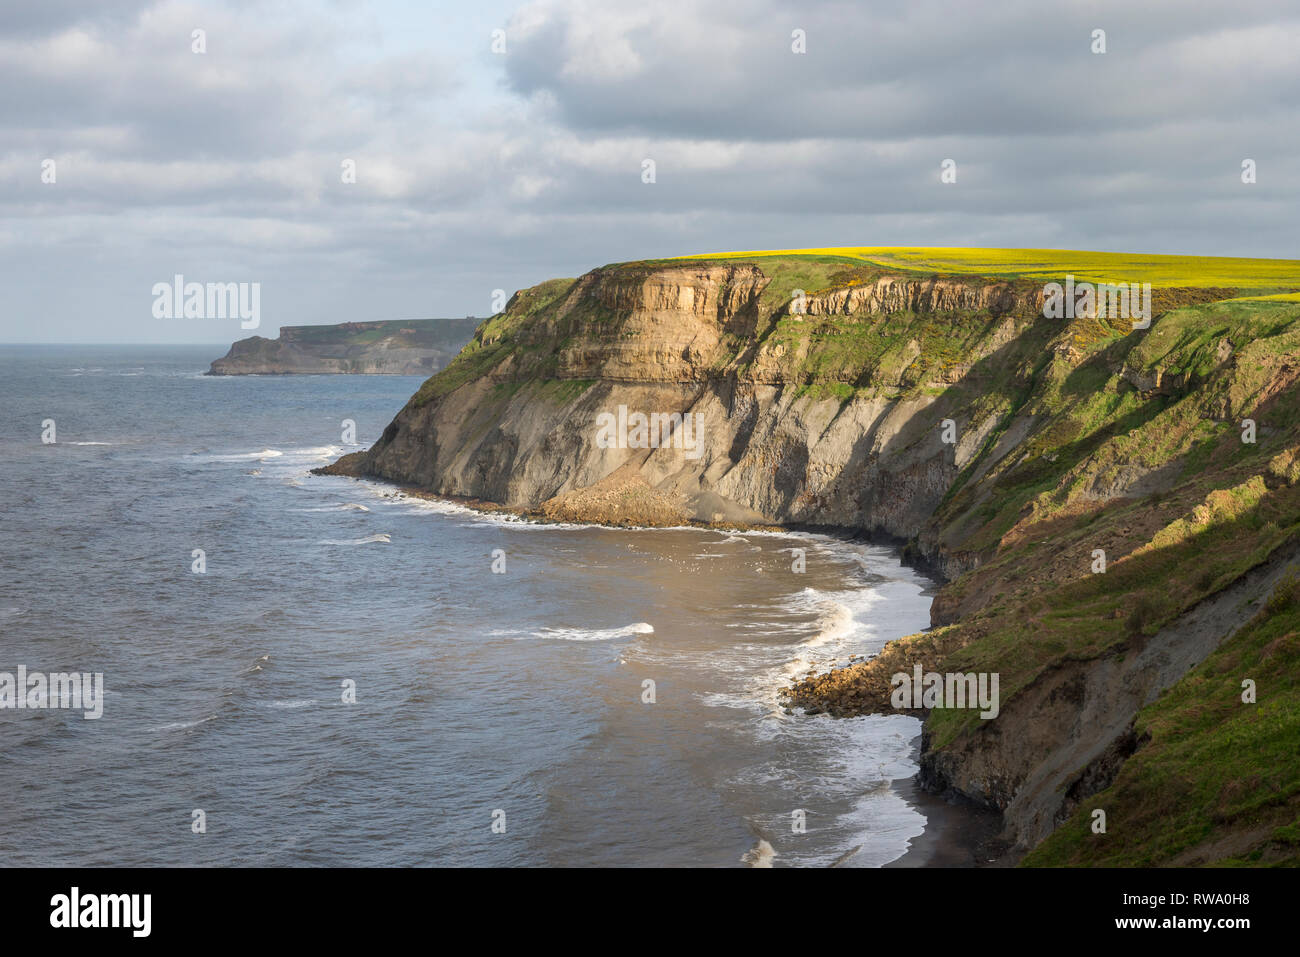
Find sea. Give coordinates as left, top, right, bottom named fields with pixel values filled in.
left=0, top=344, right=941, bottom=867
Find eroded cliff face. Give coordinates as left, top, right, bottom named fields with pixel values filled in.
left=549, top=264, right=769, bottom=380
left=320, top=256, right=1300, bottom=865
left=329, top=263, right=1044, bottom=546
left=353, top=374, right=966, bottom=533
left=797, top=276, right=1037, bottom=319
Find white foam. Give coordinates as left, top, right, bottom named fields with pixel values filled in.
left=345, top=481, right=709, bottom=534
left=200, top=448, right=283, bottom=462
left=492, top=622, right=654, bottom=642
left=149, top=714, right=218, bottom=732
left=286, top=445, right=344, bottom=460
left=801, top=601, right=857, bottom=649
left=319, top=533, right=391, bottom=546
left=691, top=561, right=933, bottom=866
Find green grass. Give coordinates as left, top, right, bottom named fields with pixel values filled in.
left=1024, top=571, right=1300, bottom=867
left=282, top=316, right=480, bottom=348
left=836, top=294, right=1300, bottom=772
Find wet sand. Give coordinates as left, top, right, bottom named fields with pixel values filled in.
left=885, top=735, right=1004, bottom=868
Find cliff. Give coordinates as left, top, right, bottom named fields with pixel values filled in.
left=319, top=249, right=1300, bottom=865
left=207, top=317, right=479, bottom=375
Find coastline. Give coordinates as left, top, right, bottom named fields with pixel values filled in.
left=314, top=468, right=992, bottom=867
left=203, top=369, right=431, bottom=376
left=311, top=468, right=944, bottom=546
left=884, top=734, right=1003, bottom=868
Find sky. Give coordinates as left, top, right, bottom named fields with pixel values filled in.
left=2, top=0, right=1298, bottom=343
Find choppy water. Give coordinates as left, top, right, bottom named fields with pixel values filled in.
left=0, top=345, right=938, bottom=866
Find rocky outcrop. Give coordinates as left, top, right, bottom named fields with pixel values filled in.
left=548, top=264, right=769, bottom=381
left=208, top=317, right=479, bottom=375
left=794, top=276, right=1037, bottom=318
left=333, top=373, right=961, bottom=534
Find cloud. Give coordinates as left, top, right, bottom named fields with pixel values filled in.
left=1, top=0, right=1297, bottom=343
left=503, top=0, right=1300, bottom=138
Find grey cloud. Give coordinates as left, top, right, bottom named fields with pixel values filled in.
left=503, top=0, right=1300, bottom=139
left=0, top=0, right=153, bottom=37
left=1, top=0, right=1296, bottom=344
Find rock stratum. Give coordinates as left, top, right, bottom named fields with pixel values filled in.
left=208, top=317, right=479, bottom=375
left=320, top=251, right=1300, bottom=866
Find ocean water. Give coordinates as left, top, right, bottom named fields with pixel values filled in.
left=0, top=345, right=939, bottom=867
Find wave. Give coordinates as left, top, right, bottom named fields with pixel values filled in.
left=492, top=622, right=654, bottom=642
left=366, top=486, right=575, bottom=527
left=799, top=601, right=857, bottom=650
left=66, top=441, right=113, bottom=446
left=318, top=533, right=390, bottom=546
left=348, top=481, right=693, bottom=533
left=678, top=564, right=933, bottom=864
left=265, top=699, right=317, bottom=710
left=268, top=445, right=344, bottom=461
left=777, top=596, right=869, bottom=692
left=675, top=587, right=881, bottom=721
left=149, top=714, right=218, bottom=732
left=301, top=445, right=344, bottom=459
left=296, top=503, right=371, bottom=512
left=199, top=448, right=283, bottom=462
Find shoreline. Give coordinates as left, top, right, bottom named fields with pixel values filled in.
left=314, top=469, right=994, bottom=866
left=203, top=369, right=434, bottom=376
left=884, top=734, right=1003, bottom=867
left=313, top=468, right=944, bottom=554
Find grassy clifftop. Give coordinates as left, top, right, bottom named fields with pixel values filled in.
left=675, top=246, right=1300, bottom=293
left=422, top=245, right=1299, bottom=399
left=280, top=317, right=480, bottom=348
